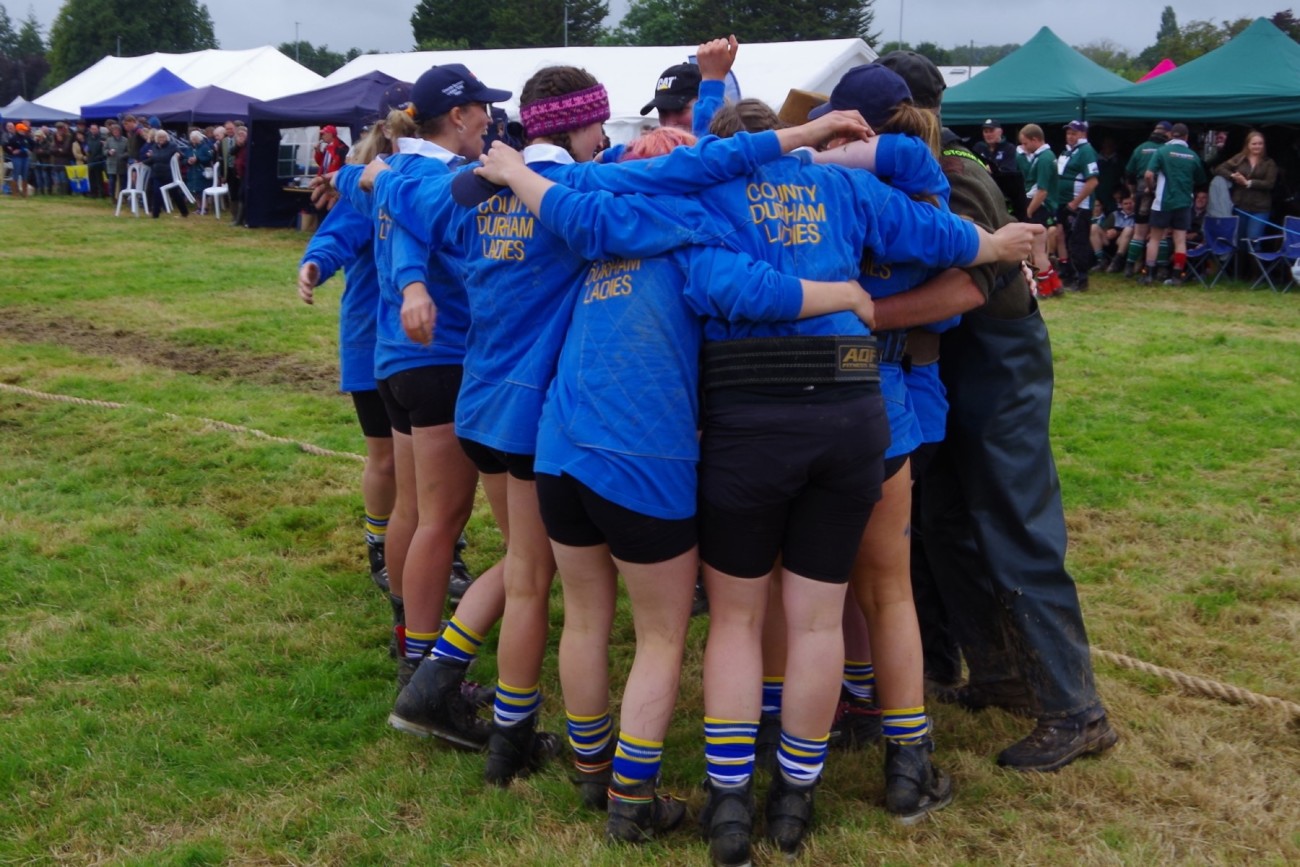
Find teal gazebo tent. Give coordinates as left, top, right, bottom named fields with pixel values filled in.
left=940, top=27, right=1132, bottom=125
left=1086, top=18, right=1300, bottom=124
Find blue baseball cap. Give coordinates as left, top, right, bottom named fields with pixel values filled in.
left=407, top=64, right=512, bottom=121
left=808, top=64, right=913, bottom=129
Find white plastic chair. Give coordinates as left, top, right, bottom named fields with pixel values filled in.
left=201, top=160, right=229, bottom=219
left=115, top=163, right=150, bottom=217
left=159, top=151, right=196, bottom=213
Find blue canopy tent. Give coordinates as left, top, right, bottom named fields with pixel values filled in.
left=1, top=96, right=80, bottom=124
left=81, top=68, right=192, bottom=121
left=245, top=71, right=404, bottom=228
left=129, top=85, right=257, bottom=126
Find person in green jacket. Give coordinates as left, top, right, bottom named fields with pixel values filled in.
left=1055, top=120, right=1099, bottom=292
left=1017, top=123, right=1063, bottom=296
left=1140, top=123, right=1208, bottom=285
left=1120, top=121, right=1172, bottom=277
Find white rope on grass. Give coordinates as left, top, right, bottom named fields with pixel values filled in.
left=1094, top=649, right=1300, bottom=719
left=0, top=382, right=365, bottom=463
left=5, top=382, right=1300, bottom=719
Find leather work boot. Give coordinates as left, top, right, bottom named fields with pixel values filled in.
left=997, top=710, right=1119, bottom=773
left=571, top=738, right=615, bottom=810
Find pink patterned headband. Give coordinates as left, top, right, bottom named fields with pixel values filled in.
left=520, top=84, right=610, bottom=139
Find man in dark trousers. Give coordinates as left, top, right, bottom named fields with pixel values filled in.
left=875, top=50, right=1117, bottom=774
left=1056, top=120, right=1100, bottom=291
left=973, top=118, right=1025, bottom=220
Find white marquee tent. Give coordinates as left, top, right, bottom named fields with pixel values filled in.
left=322, top=40, right=878, bottom=143
left=36, top=47, right=324, bottom=116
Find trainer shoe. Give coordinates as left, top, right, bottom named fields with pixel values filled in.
left=484, top=715, right=562, bottom=786
left=699, top=779, right=754, bottom=867
left=884, top=736, right=953, bottom=825
left=996, top=710, right=1118, bottom=773
left=388, top=657, right=492, bottom=750
left=572, top=739, right=615, bottom=811
left=754, top=714, right=780, bottom=773
left=830, top=698, right=882, bottom=750
left=764, top=773, right=817, bottom=856
left=606, top=779, right=687, bottom=844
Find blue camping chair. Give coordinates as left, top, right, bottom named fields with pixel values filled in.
left=1244, top=215, right=1300, bottom=292
left=1185, top=216, right=1238, bottom=288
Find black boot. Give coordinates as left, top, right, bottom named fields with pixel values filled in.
left=884, top=736, right=953, bottom=825
left=448, top=534, right=473, bottom=608
left=606, top=778, right=686, bottom=843
left=1123, top=259, right=1136, bottom=278
left=484, top=715, right=561, bottom=786
left=388, top=594, right=404, bottom=661
left=764, top=773, right=817, bottom=856
left=389, top=657, right=492, bottom=749
left=367, top=537, right=388, bottom=593
left=830, top=697, right=882, bottom=750
left=753, top=714, right=780, bottom=773
left=700, top=779, right=753, bottom=867
left=571, top=739, right=615, bottom=810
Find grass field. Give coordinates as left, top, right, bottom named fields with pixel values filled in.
left=2, top=197, right=1298, bottom=865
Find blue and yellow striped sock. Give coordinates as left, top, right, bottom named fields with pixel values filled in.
left=364, top=510, right=389, bottom=545
left=842, top=660, right=875, bottom=704
left=704, top=717, right=759, bottom=788
left=612, top=732, right=664, bottom=787
left=404, top=629, right=438, bottom=662
left=777, top=730, right=829, bottom=785
left=567, top=710, right=613, bottom=769
left=761, top=677, right=784, bottom=717
left=881, top=706, right=930, bottom=745
left=431, top=615, right=483, bottom=666
left=494, top=681, right=541, bottom=727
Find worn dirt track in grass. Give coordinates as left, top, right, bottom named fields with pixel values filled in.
left=0, top=310, right=339, bottom=395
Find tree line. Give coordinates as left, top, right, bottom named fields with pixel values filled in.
left=5, top=1, right=1299, bottom=105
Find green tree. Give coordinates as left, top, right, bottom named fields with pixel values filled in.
left=46, top=0, right=217, bottom=87
left=277, top=40, right=352, bottom=77
left=1270, top=10, right=1300, bottom=41
left=411, top=0, right=493, bottom=49
left=0, top=8, right=48, bottom=101
left=610, top=0, right=878, bottom=46
left=1138, top=4, right=1179, bottom=67
left=601, top=0, right=692, bottom=45
left=912, top=41, right=950, bottom=65
left=411, top=0, right=606, bottom=49
left=1074, top=38, right=1141, bottom=80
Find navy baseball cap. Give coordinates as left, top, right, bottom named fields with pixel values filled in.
left=982, top=118, right=1001, bottom=129
left=407, top=64, right=512, bottom=121
left=1154, top=120, right=1173, bottom=132
left=1065, top=120, right=1089, bottom=132
left=808, top=64, right=912, bottom=129
left=640, top=63, right=701, bottom=116
left=877, top=50, right=945, bottom=110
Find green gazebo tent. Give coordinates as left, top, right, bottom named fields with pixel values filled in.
left=940, top=27, right=1131, bottom=125
left=1086, top=18, right=1300, bottom=124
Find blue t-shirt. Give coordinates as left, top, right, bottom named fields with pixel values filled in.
left=299, top=199, right=378, bottom=393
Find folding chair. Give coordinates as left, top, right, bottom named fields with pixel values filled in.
left=159, top=151, right=196, bottom=213
left=114, top=163, right=150, bottom=217
left=1245, top=215, right=1300, bottom=292
left=1185, top=216, right=1238, bottom=288
left=201, top=160, right=229, bottom=219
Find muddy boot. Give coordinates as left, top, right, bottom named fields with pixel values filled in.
left=606, top=779, right=686, bottom=843
left=484, top=715, right=561, bottom=786
left=389, top=657, right=492, bottom=749
left=764, top=773, right=818, bottom=857
left=884, top=736, right=953, bottom=825
left=700, top=779, right=754, bottom=867
left=572, top=739, right=615, bottom=810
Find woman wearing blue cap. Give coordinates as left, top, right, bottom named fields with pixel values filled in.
left=336, top=65, right=517, bottom=750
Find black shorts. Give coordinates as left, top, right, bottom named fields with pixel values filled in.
left=1026, top=208, right=1055, bottom=228
left=350, top=389, right=392, bottom=439
left=457, top=436, right=536, bottom=480
left=537, top=472, right=696, bottom=564
left=377, top=365, right=462, bottom=435
left=698, top=389, right=890, bottom=584
left=883, top=453, right=909, bottom=482
left=1149, top=206, right=1192, bottom=231
left=1134, top=190, right=1155, bottom=224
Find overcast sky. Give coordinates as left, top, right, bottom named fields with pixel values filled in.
left=14, top=0, right=1291, bottom=57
